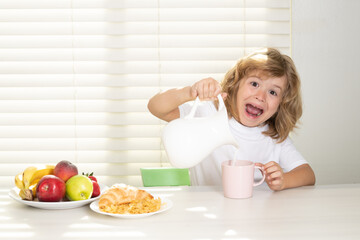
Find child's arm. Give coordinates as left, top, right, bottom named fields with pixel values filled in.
left=257, top=162, right=316, bottom=191
left=148, top=86, right=194, bottom=122
left=148, top=77, right=224, bottom=122
left=281, top=164, right=316, bottom=190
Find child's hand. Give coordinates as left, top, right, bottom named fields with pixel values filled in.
left=256, top=161, right=285, bottom=191
left=190, top=77, right=227, bottom=101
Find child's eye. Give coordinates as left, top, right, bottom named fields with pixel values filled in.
left=250, top=82, right=259, bottom=87
left=269, top=90, right=277, bottom=96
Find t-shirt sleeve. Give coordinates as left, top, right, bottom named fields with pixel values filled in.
left=279, top=137, right=308, bottom=172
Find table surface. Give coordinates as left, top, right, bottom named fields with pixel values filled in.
left=1, top=183, right=360, bottom=240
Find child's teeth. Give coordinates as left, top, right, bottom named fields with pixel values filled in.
left=257, top=112, right=261, bottom=116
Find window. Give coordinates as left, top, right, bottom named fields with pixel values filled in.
left=0, top=0, right=290, bottom=187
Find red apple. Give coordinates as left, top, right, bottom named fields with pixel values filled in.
left=36, top=175, right=66, bottom=202
left=91, top=181, right=100, bottom=198
left=54, top=160, right=78, bottom=182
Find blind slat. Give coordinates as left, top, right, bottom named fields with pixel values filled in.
left=0, top=113, right=160, bottom=125
left=0, top=35, right=289, bottom=48
left=0, top=150, right=166, bottom=163
left=0, top=100, right=149, bottom=113
left=0, top=74, right=228, bottom=87
left=0, top=47, right=290, bottom=61
left=0, top=61, right=236, bottom=74
left=0, top=22, right=289, bottom=35
left=0, top=138, right=162, bottom=151
left=0, top=0, right=290, bottom=9
left=0, top=125, right=163, bottom=138
left=0, top=9, right=290, bottom=22
left=0, top=87, right=159, bottom=100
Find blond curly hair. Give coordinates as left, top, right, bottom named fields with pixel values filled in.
left=221, top=48, right=302, bottom=143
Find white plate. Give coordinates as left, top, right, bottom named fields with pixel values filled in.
left=90, top=196, right=173, bottom=218
left=8, top=184, right=108, bottom=210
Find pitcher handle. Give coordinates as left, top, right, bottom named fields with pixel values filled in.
left=186, top=97, right=201, bottom=119
left=217, top=94, right=226, bottom=110
left=187, top=94, right=225, bottom=119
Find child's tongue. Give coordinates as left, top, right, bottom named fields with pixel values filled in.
left=246, top=104, right=262, bottom=116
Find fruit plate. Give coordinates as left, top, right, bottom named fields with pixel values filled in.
left=89, top=196, right=173, bottom=218
left=8, top=184, right=108, bottom=210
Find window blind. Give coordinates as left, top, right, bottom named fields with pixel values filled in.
left=0, top=0, right=290, bottom=187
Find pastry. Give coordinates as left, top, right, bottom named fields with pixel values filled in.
left=99, top=184, right=161, bottom=214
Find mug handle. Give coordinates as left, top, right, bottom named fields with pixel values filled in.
left=253, top=166, right=266, bottom=187
left=186, top=94, right=224, bottom=119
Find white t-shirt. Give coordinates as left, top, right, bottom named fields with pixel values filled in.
left=178, top=100, right=308, bottom=186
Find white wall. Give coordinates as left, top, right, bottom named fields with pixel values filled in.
left=291, top=0, right=360, bottom=184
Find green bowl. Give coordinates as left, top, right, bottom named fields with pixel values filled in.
left=140, top=167, right=191, bottom=187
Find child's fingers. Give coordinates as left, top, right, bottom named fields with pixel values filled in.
left=191, top=82, right=200, bottom=98
left=221, top=92, right=228, bottom=100
left=192, top=77, right=223, bottom=101
left=205, top=82, right=219, bottom=100
left=213, top=88, right=223, bottom=100
left=263, top=162, right=283, bottom=174
left=208, top=83, right=215, bottom=98
left=268, top=171, right=282, bottom=180
left=197, top=83, right=204, bottom=99
left=263, top=161, right=276, bottom=169
left=267, top=172, right=277, bottom=181
left=266, top=174, right=282, bottom=190
left=263, top=162, right=284, bottom=187
left=264, top=165, right=280, bottom=175
left=203, top=87, right=213, bottom=100
left=269, top=179, right=282, bottom=186
left=203, top=83, right=210, bottom=99
left=190, top=85, right=198, bottom=98
left=265, top=168, right=285, bottom=191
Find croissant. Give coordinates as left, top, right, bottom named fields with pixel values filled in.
left=99, top=184, right=152, bottom=207
left=99, top=184, right=161, bottom=214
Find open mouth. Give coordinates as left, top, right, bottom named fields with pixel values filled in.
left=245, top=104, right=263, bottom=117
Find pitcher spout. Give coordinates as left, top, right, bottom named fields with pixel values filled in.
left=216, top=107, right=239, bottom=149
left=229, top=136, right=239, bottom=149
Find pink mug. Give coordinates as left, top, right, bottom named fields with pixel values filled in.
left=222, top=160, right=265, bottom=199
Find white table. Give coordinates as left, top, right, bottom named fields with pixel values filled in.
left=1, top=183, right=360, bottom=240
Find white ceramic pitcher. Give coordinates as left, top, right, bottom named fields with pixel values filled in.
left=162, top=94, right=239, bottom=168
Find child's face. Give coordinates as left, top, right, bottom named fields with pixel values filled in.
left=236, top=72, right=286, bottom=127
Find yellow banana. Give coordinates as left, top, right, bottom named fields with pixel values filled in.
left=15, top=171, right=33, bottom=200
left=30, top=184, right=37, bottom=199
left=30, top=178, right=41, bottom=187
left=15, top=165, right=55, bottom=201
left=22, top=166, right=37, bottom=189
left=19, top=189, right=33, bottom=201
left=15, top=173, right=24, bottom=190
left=29, top=167, right=54, bottom=186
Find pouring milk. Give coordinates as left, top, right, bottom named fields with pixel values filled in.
left=162, top=94, right=239, bottom=168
